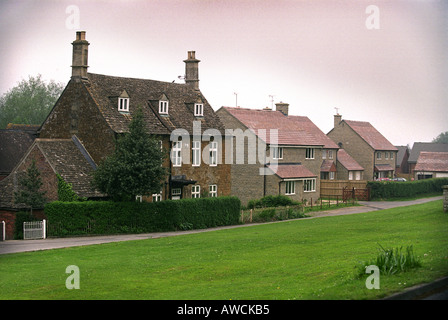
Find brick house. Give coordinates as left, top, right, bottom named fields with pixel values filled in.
left=327, top=114, right=397, bottom=181
left=216, top=103, right=338, bottom=205
left=38, top=31, right=230, bottom=201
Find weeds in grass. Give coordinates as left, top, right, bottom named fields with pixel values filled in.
left=357, top=244, right=422, bottom=277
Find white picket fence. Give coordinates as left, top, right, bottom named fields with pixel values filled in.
left=23, top=220, right=46, bottom=240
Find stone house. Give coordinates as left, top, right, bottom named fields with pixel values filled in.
left=327, top=114, right=397, bottom=181
left=408, top=142, right=448, bottom=176
left=336, top=149, right=364, bottom=180
left=216, top=103, right=338, bottom=205
left=38, top=31, right=230, bottom=201
left=396, top=145, right=410, bottom=174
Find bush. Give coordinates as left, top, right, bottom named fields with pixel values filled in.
left=247, top=195, right=299, bottom=209
left=44, top=196, right=241, bottom=237
left=368, top=178, right=448, bottom=200
left=14, top=211, right=39, bottom=239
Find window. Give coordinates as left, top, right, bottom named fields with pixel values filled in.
left=306, top=148, right=315, bottom=159
left=192, top=185, right=201, bottom=198
left=303, top=179, right=316, bottom=192
left=349, top=171, right=353, bottom=180
left=390, top=152, right=394, bottom=160
left=118, top=97, right=129, bottom=112
left=135, top=195, right=143, bottom=202
left=272, top=146, right=283, bottom=160
left=172, top=188, right=181, bottom=200
left=322, top=150, right=326, bottom=159
left=385, top=152, right=389, bottom=160
left=152, top=192, right=162, bottom=202
left=192, top=141, right=201, bottom=166
left=329, top=172, right=335, bottom=180
left=328, top=150, right=333, bottom=159
left=285, top=181, right=295, bottom=195
left=172, top=141, right=182, bottom=167
left=159, top=100, right=169, bottom=114
left=194, top=103, right=203, bottom=116
left=376, top=152, right=382, bottom=160
left=209, top=141, right=218, bottom=166
left=209, top=184, right=217, bottom=197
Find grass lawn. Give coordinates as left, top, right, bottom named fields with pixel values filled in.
left=1, top=200, right=447, bottom=300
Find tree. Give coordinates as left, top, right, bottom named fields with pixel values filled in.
left=432, top=131, right=448, bottom=144
left=14, top=160, right=47, bottom=214
left=0, top=74, right=64, bottom=128
left=92, top=107, right=168, bottom=201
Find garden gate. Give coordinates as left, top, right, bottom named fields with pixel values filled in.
left=23, top=220, right=46, bottom=240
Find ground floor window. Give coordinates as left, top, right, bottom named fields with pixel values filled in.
left=285, top=181, right=295, bottom=195
left=303, top=179, right=316, bottom=192
left=192, top=185, right=201, bottom=198
left=152, top=192, right=162, bottom=202
left=209, top=184, right=218, bottom=197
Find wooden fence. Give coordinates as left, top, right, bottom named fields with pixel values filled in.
left=320, top=180, right=368, bottom=199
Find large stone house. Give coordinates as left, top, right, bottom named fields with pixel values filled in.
left=327, top=114, right=398, bottom=180
left=216, top=103, right=339, bottom=205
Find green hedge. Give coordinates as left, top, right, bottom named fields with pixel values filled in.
left=367, top=178, right=448, bottom=200
left=44, top=196, right=241, bottom=237
left=247, top=195, right=299, bottom=209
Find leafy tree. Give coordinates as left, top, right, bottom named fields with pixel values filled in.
left=14, top=160, right=47, bottom=214
left=92, top=107, right=168, bottom=201
left=432, top=131, right=448, bottom=144
left=0, top=74, right=64, bottom=128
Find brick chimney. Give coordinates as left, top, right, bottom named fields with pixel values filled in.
left=71, top=31, right=89, bottom=80
left=275, top=102, right=289, bottom=116
left=184, top=51, right=200, bottom=90
left=334, top=113, right=342, bottom=128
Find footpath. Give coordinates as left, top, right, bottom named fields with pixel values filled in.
left=0, top=196, right=442, bottom=255
left=0, top=195, right=445, bottom=300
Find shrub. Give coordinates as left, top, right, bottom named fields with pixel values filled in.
left=357, top=244, right=421, bottom=276
left=247, top=195, right=299, bottom=209
left=14, top=211, right=39, bottom=239
left=44, top=196, right=241, bottom=237
left=368, top=178, right=448, bottom=200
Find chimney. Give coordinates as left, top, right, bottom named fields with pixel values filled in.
left=71, top=31, right=89, bottom=80
left=184, top=51, right=200, bottom=90
left=334, top=113, right=342, bottom=128
left=275, top=102, right=289, bottom=116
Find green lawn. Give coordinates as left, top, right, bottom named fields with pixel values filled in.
left=1, top=200, right=447, bottom=300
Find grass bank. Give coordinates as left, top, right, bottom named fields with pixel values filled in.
left=0, top=200, right=447, bottom=300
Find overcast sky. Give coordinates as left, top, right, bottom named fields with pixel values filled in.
left=1, top=0, right=447, bottom=147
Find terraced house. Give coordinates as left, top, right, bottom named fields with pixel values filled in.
left=216, top=103, right=339, bottom=205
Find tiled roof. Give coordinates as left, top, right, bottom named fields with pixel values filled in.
left=0, top=129, right=36, bottom=175
left=337, top=149, right=364, bottom=171
left=320, top=160, right=336, bottom=172
left=374, top=164, right=395, bottom=172
left=344, top=120, right=397, bottom=151
left=267, top=163, right=316, bottom=179
left=409, top=142, right=448, bottom=163
left=86, top=73, right=224, bottom=135
left=289, top=116, right=339, bottom=149
left=414, top=152, right=448, bottom=172
left=222, top=107, right=325, bottom=146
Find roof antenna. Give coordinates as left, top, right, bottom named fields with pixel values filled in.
left=234, top=92, right=238, bottom=108
left=334, top=107, right=340, bottom=115
left=269, top=95, right=275, bottom=109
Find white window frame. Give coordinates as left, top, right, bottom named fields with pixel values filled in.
left=192, top=185, right=201, bottom=198
left=385, top=152, right=389, bottom=160
left=192, top=141, right=201, bottom=166
left=209, top=141, right=218, bottom=167
left=272, top=146, right=283, bottom=160
left=329, top=171, right=335, bottom=180
left=306, top=148, right=315, bottom=159
left=194, top=103, right=204, bottom=117
left=377, top=152, right=382, bottom=160
left=303, top=179, right=316, bottom=192
left=285, top=181, right=295, bottom=195
left=328, top=150, right=333, bottom=160
left=209, top=184, right=217, bottom=197
left=159, top=100, right=169, bottom=114
left=390, top=152, right=394, bottom=160
left=152, top=192, right=162, bottom=202
left=172, top=141, right=182, bottom=167
left=322, top=150, right=327, bottom=159
left=118, top=97, right=129, bottom=112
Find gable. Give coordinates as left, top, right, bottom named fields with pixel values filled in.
left=344, top=120, right=397, bottom=151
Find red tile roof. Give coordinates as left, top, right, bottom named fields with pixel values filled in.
left=337, top=149, right=364, bottom=171
left=267, top=164, right=316, bottom=179
left=414, top=152, right=448, bottom=172
left=344, top=120, right=397, bottom=151
left=289, top=116, right=339, bottom=149
left=222, top=107, right=329, bottom=146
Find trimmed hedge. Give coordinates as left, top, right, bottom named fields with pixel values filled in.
left=247, top=195, right=299, bottom=209
left=367, top=178, right=448, bottom=200
left=44, top=196, right=241, bottom=237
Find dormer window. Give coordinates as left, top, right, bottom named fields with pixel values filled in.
left=159, top=100, right=169, bottom=115
left=118, top=97, right=129, bottom=112
left=194, top=103, right=203, bottom=116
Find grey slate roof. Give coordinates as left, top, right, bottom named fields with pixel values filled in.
left=409, top=142, right=448, bottom=163
left=0, top=129, right=37, bottom=175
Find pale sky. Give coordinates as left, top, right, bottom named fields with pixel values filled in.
left=1, top=0, right=447, bottom=147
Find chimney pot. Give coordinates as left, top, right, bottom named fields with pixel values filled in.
left=275, top=102, right=289, bottom=116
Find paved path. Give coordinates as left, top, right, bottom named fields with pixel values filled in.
left=0, top=196, right=442, bottom=255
